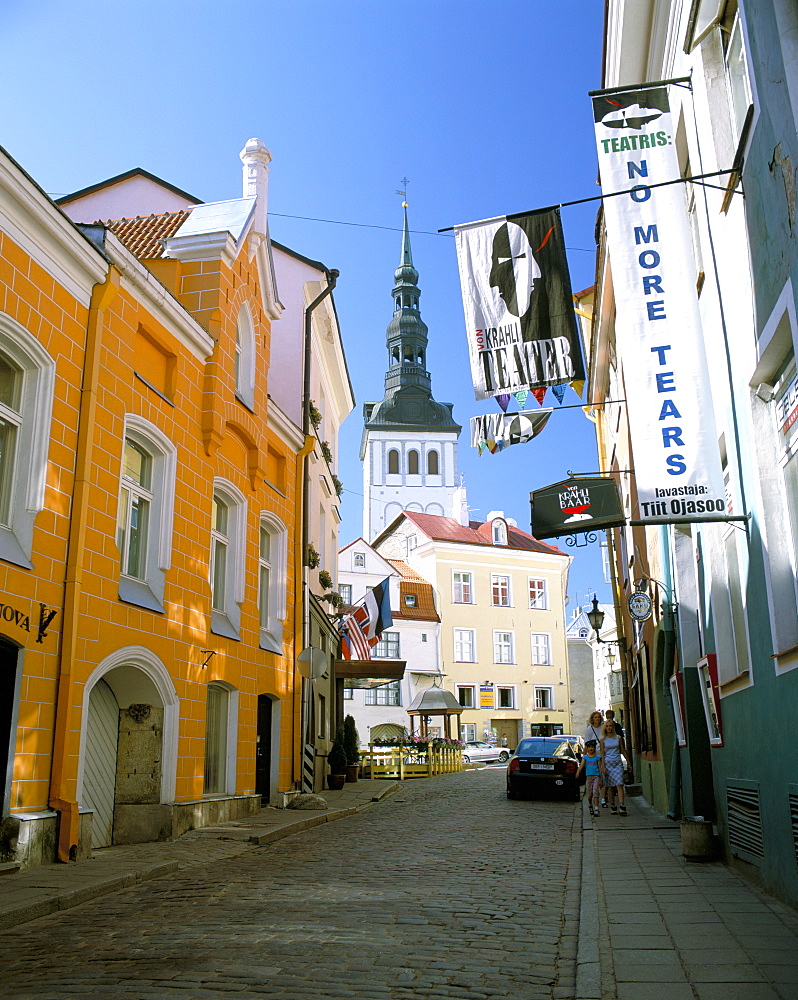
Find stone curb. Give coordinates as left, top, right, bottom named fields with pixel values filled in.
left=576, top=798, right=601, bottom=999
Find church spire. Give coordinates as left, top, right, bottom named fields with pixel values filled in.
left=384, top=204, right=430, bottom=396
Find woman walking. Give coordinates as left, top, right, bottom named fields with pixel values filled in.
left=600, top=719, right=629, bottom=816
left=583, top=711, right=606, bottom=805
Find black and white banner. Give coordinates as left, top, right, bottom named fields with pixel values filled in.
left=455, top=208, right=585, bottom=402
left=470, top=409, right=552, bottom=454
left=592, top=85, right=725, bottom=521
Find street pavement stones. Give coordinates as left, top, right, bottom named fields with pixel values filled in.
left=2, top=769, right=798, bottom=999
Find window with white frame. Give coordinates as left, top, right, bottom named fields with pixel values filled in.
left=723, top=6, right=753, bottom=145
left=343, top=687, right=354, bottom=700
left=453, top=571, right=472, bottom=603
left=116, top=415, right=177, bottom=612
left=497, top=685, right=515, bottom=709
left=210, top=479, right=247, bottom=639
left=493, top=630, right=514, bottom=664
left=531, top=633, right=551, bottom=665
left=203, top=682, right=237, bottom=795
left=234, top=302, right=256, bottom=409
left=404, top=593, right=417, bottom=607
left=492, top=518, right=508, bottom=545
left=364, top=681, right=401, bottom=706
left=454, top=628, right=475, bottom=662
left=353, top=551, right=366, bottom=568
left=338, top=583, right=352, bottom=604
left=534, top=686, right=553, bottom=710
left=528, top=578, right=547, bottom=610
left=491, top=574, right=511, bottom=607
left=457, top=685, right=475, bottom=708
left=460, top=722, right=477, bottom=742
left=0, top=314, right=55, bottom=568
left=258, top=513, right=287, bottom=653
left=374, top=632, right=400, bottom=658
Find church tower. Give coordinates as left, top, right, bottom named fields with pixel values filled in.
left=361, top=207, right=462, bottom=540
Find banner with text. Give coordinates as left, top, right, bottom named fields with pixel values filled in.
left=470, top=410, right=552, bottom=454
left=592, top=85, right=725, bottom=521
left=455, top=208, right=585, bottom=401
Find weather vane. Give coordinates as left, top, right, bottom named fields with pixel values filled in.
left=396, top=177, right=409, bottom=208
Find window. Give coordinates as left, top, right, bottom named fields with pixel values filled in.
left=528, top=579, right=547, bottom=610
left=453, top=571, right=472, bottom=603
left=116, top=415, right=177, bottom=612
left=365, top=681, right=401, bottom=706
left=579, top=628, right=589, bottom=638
left=258, top=514, right=288, bottom=653
left=388, top=449, right=400, bottom=474
left=374, top=632, right=400, bottom=658
left=404, top=593, right=417, bottom=607
left=497, top=686, right=515, bottom=709
left=353, top=551, right=366, bottom=568
left=408, top=450, right=420, bottom=475
left=234, top=302, right=256, bottom=409
left=421, top=633, right=427, bottom=643
left=531, top=633, right=551, bottom=665
left=492, top=518, right=508, bottom=545
left=724, top=7, right=752, bottom=145
left=210, top=479, right=247, bottom=639
left=454, top=628, right=475, bottom=662
left=491, top=574, right=511, bottom=607
left=0, top=314, right=56, bottom=568
left=427, top=451, right=439, bottom=475
left=338, top=583, right=352, bottom=604
left=460, top=723, right=477, bottom=742
left=534, top=687, right=553, bottom=710
left=493, top=630, right=514, bottom=664
left=203, top=682, right=237, bottom=795
left=343, top=687, right=354, bottom=700
left=407, top=535, right=417, bottom=556
left=457, top=686, right=475, bottom=708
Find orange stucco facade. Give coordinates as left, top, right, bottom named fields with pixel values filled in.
left=0, top=142, right=316, bottom=867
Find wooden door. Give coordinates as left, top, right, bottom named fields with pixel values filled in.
left=83, top=679, right=119, bottom=847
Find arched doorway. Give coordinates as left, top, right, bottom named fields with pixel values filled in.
left=0, top=638, right=21, bottom=815
left=79, top=647, right=178, bottom=848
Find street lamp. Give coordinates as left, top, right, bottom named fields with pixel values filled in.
left=586, top=594, right=605, bottom=641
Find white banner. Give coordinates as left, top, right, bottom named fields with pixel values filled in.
left=592, top=85, right=725, bottom=521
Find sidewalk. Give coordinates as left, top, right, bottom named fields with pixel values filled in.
left=577, top=793, right=798, bottom=1000
left=0, top=779, right=397, bottom=932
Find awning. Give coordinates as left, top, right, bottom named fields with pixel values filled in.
left=335, top=658, right=406, bottom=689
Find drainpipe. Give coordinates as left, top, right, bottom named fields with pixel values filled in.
left=295, top=270, right=338, bottom=786
left=49, top=266, right=120, bottom=861
left=659, top=526, right=682, bottom=821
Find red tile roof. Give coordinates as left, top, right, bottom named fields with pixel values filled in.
left=385, top=559, right=440, bottom=622
left=398, top=511, right=565, bottom=556
left=103, top=210, right=192, bottom=259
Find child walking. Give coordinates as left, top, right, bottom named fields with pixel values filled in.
left=577, top=740, right=603, bottom=817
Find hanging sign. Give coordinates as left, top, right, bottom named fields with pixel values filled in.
left=454, top=207, right=585, bottom=401
left=591, top=84, right=725, bottom=522
left=628, top=591, right=653, bottom=621
left=530, top=477, right=625, bottom=540
left=470, top=409, right=552, bottom=454
left=479, top=684, right=494, bottom=708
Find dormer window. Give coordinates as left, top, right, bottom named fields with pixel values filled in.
left=404, top=594, right=417, bottom=608
left=353, top=552, right=366, bottom=568
left=492, top=518, right=508, bottom=545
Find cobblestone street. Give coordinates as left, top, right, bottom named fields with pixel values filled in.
left=0, top=769, right=581, bottom=1000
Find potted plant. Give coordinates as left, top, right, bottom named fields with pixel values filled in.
left=327, top=733, right=347, bottom=790
left=343, top=714, right=361, bottom=782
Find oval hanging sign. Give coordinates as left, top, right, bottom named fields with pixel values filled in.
left=628, top=591, right=653, bottom=621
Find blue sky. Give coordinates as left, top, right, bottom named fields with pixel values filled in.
left=1, top=0, right=609, bottom=610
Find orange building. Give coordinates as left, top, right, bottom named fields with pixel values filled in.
left=0, top=139, right=344, bottom=868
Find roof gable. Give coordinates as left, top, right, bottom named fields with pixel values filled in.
left=377, top=509, right=565, bottom=556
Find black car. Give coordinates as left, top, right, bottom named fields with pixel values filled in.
left=506, top=737, right=581, bottom=800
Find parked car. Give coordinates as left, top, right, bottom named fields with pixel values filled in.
left=462, top=741, right=510, bottom=764
left=506, top=737, right=581, bottom=800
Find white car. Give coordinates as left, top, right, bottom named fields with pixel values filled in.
left=462, top=741, right=511, bottom=764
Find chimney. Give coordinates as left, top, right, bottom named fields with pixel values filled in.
left=452, top=484, right=470, bottom=526
left=240, top=138, right=272, bottom=238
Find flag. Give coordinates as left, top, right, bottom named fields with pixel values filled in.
left=470, top=410, right=553, bottom=453
left=338, top=577, right=393, bottom=660
left=454, top=207, right=586, bottom=401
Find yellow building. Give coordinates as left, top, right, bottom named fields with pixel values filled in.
left=0, top=139, right=343, bottom=868
left=374, top=510, right=572, bottom=747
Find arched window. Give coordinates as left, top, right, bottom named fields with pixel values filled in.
left=408, top=450, right=420, bottom=475
left=388, top=449, right=400, bottom=474
left=427, top=450, right=439, bottom=475
left=234, top=302, right=256, bottom=409
left=391, top=348, right=400, bottom=365
left=492, top=518, right=508, bottom=545
left=403, top=345, right=413, bottom=362
left=258, top=513, right=288, bottom=653
left=210, top=478, right=248, bottom=639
